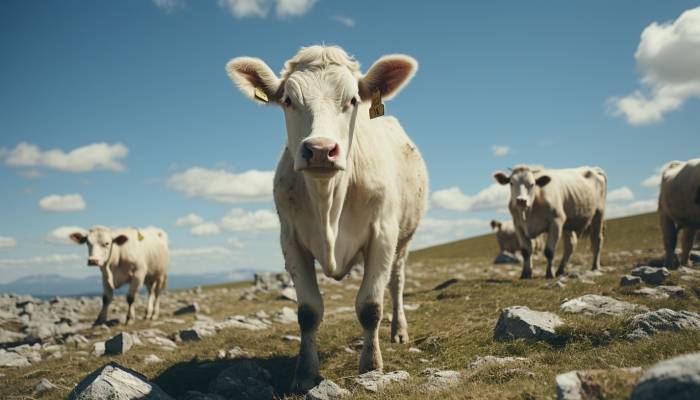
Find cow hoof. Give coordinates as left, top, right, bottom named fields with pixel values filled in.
left=291, top=376, right=321, bottom=394
left=545, top=273, right=554, bottom=279
left=391, top=331, right=409, bottom=344
left=520, top=273, right=532, bottom=279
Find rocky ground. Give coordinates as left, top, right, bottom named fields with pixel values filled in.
left=2, top=212, right=700, bottom=399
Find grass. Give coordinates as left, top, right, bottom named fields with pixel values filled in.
left=3, top=212, right=700, bottom=399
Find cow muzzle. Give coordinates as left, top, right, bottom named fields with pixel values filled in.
left=515, top=198, right=528, bottom=208
left=87, top=258, right=100, bottom=267
left=298, top=137, right=343, bottom=175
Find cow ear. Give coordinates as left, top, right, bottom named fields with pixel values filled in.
left=490, top=220, right=501, bottom=231
left=359, top=55, right=418, bottom=101
left=536, top=175, right=551, bottom=187
left=113, top=235, right=129, bottom=246
left=493, top=172, right=510, bottom=185
left=69, top=232, right=86, bottom=244
left=226, top=57, right=281, bottom=104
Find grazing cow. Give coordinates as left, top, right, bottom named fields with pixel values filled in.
left=226, top=45, right=427, bottom=391
left=70, top=226, right=170, bottom=325
left=493, top=165, right=607, bottom=279
left=658, top=158, right=700, bottom=268
left=491, top=219, right=545, bottom=256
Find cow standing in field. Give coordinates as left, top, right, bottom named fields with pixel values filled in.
left=658, top=158, right=700, bottom=268
left=70, top=226, right=170, bottom=325
left=491, top=219, right=545, bottom=256
left=493, top=166, right=607, bottom=279
left=226, top=45, right=427, bottom=392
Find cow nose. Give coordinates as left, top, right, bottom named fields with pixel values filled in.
left=302, top=138, right=339, bottom=163
left=516, top=198, right=528, bottom=207
left=87, top=258, right=99, bottom=266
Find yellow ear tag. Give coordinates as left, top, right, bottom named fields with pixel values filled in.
left=369, top=89, right=384, bottom=119
left=254, top=87, right=269, bottom=103
left=138, top=232, right=144, bottom=241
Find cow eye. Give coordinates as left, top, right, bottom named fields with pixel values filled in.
left=104, top=242, right=110, bottom=246
left=350, top=97, right=357, bottom=107
left=283, top=97, right=292, bottom=108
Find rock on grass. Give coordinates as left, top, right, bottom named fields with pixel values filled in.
left=354, top=370, right=410, bottom=392
left=105, top=332, right=134, bottom=355
left=306, top=379, right=350, bottom=400
left=68, top=362, right=173, bottom=400
left=627, top=309, right=700, bottom=340
left=560, top=294, right=647, bottom=316
left=494, top=306, right=563, bottom=342
left=631, top=352, right=700, bottom=400
left=631, top=266, right=669, bottom=285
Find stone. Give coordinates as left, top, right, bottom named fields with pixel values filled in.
left=494, top=306, right=564, bottom=342
left=354, top=370, right=410, bottom=392
left=216, top=346, right=249, bottom=360
left=556, top=368, right=642, bottom=400
left=174, top=303, right=199, bottom=315
left=68, top=362, right=173, bottom=400
left=278, top=287, right=298, bottom=302
left=560, top=294, right=647, bottom=316
left=92, top=342, right=106, bottom=357
left=274, top=307, right=298, bottom=324
left=254, top=271, right=292, bottom=291
left=105, top=332, right=134, bottom=355
left=209, top=360, right=276, bottom=400
left=306, top=379, right=350, bottom=400
left=282, top=335, right=301, bottom=342
left=0, top=328, right=27, bottom=345
left=33, top=378, right=56, bottom=396
left=633, top=287, right=669, bottom=300
left=421, top=368, right=461, bottom=391
left=631, top=352, right=700, bottom=400
left=631, top=266, right=670, bottom=285
left=658, top=285, right=685, bottom=297
left=494, top=251, right=522, bottom=264
left=433, top=278, right=459, bottom=290
left=147, top=336, right=177, bottom=349
left=621, top=275, right=642, bottom=286
left=178, top=327, right=215, bottom=341
left=0, top=349, right=30, bottom=367
left=144, top=354, right=163, bottom=364
left=469, top=355, right=528, bottom=369
left=627, top=309, right=700, bottom=340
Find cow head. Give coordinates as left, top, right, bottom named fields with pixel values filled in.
left=226, top=45, right=417, bottom=178
left=69, top=227, right=128, bottom=267
left=494, top=166, right=551, bottom=210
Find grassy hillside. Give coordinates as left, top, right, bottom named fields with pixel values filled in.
left=3, top=212, right=700, bottom=400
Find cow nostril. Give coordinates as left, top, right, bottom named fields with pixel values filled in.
left=328, top=144, right=339, bottom=158
left=302, top=144, right=313, bottom=161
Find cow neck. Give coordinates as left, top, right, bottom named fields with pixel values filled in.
left=102, top=242, right=121, bottom=290
left=304, top=169, right=350, bottom=279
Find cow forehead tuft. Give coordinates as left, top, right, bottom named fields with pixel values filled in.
left=280, top=45, right=361, bottom=81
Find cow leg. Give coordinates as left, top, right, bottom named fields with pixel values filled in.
left=517, top=230, right=533, bottom=279
left=545, top=219, right=564, bottom=279
left=660, top=211, right=679, bottom=268
left=589, top=210, right=604, bottom=270
left=389, top=239, right=409, bottom=344
left=152, top=275, right=166, bottom=320
left=95, top=289, right=113, bottom=326
left=556, top=230, right=577, bottom=277
left=125, top=276, right=143, bottom=325
left=286, top=238, right=322, bottom=394
left=680, top=228, right=697, bottom=268
left=144, top=279, right=156, bottom=321
left=357, top=228, right=397, bottom=373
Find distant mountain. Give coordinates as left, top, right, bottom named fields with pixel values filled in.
left=0, top=269, right=263, bottom=298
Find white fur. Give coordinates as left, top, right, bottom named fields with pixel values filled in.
left=658, top=158, right=700, bottom=267
left=494, top=165, right=607, bottom=278
left=227, top=45, right=427, bottom=391
left=492, top=219, right=545, bottom=255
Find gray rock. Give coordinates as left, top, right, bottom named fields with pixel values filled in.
left=306, top=379, right=350, bottom=400
left=0, top=328, right=27, bottom=345
left=282, top=335, right=301, bottom=342
left=69, top=362, right=173, bottom=400
left=627, top=309, right=700, bottom=340
left=469, top=355, right=528, bottom=369
left=144, top=354, right=163, bottom=364
left=274, top=307, right=298, bottom=324
left=631, top=266, right=670, bottom=285
left=254, top=272, right=292, bottom=291
left=92, top=341, right=106, bottom=357
left=278, top=287, right=298, bottom=302
left=33, top=378, right=56, bottom=396
left=494, top=306, right=564, bottom=342
left=421, top=368, right=461, bottom=391
left=105, top=332, right=134, bottom=355
left=633, top=287, right=670, bottom=299
left=621, top=275, right=643, bottom=287
left=209, top=360, right=276, bottom=400
left=216, top=346, right=249, bottom=360
left=354, top=370, right=410, bottom=392
left=0, top=349, right=30, bottom=367
left=560, top=294, right=647, bottom=316
left=494, top=251, right=522, bottom=264
left=178, top=327, right=215, bottom=341
left=658, top=285, right=685, bottom=297
left=174, top=303, right=199, bottom=315
left=556, top=371, right=582, bottom=400
left=556, top=368, right=642, bottom=400
left=631, top=352, right=700, bottom=400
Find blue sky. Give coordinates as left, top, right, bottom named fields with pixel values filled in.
left=1, top=1, right=699, bottom=284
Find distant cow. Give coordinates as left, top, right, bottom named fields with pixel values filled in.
left=658, top=158, right=700, bottom=268
left=493, top=165, right=607, bottom=279
left=70, top=226, right=170, bottom=325
left=491, top=219, right=545, bottom=256
left=226, top=45, right=427, bottom=391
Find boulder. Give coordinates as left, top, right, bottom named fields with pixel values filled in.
left=0, top=349, right=30, bottom=367
left=421, top=368, right=461, bottom=391
left=174, top=303, right=199, bottom=315
left=469, top=355, right=528, bottom=369
left=354, top=370, right=410, bottom=392
left=631, top=266, right=670, bottom=285
left=274, top=307, right=298, bottom=324
left=254, top=272, right=292, bottom=291
left=556, top=368, right=642, bottom=400
left=68, top=362, right=173, bottom=400
left=105, top=332, right=134, bottom=355
left=560, top=294, right=647, bottom=316
left=178, top=327, right=215, bottom=341
left=494, top=251, right=522, bottom=264
left=494, top=306, right=563, bottom=342
left=306, top=379, right=350, bottom=400
left=621, top=275, right=642, bottom=287
left=33, top=378, right=56, bottom=396
left=627, top=309, right=700, bottom=340
left=144, top=354, right=163, bottom=364
left=278, top=287, right=298, bottom=302
left=631, top=352, right=700, bottom=400
left=0, top=328, right=27, bottom=345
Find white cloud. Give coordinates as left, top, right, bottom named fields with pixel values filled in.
left=432, top=183, right=509, bottom=212
left=38, top=194, right=86, bottom=212
left=606, top=199, right=657, bottom=218
left=171, top=246, right=233, bottom=257
left=640, top=162, right=675, bottom=188
left=46, top=226, right=87, bottom=245
left=0, top=236, right=17, bottom=249
left=414, top=217, right=487, bottom=249
left=607, top=186, right=635, bottom=202
left=276, top=0, right=316, bottom=18
left=492, top=145, right=510, bottom=157
left=2, top=142, right=128, bottom=173
left=220, top=208, right=279, bottom=232
left=608, top=7, right=700, bottom=124
left=190, top=223, right=222, bottom=236
left=152, top=0, right=184, bottom=12
left=333, top=15, right=355, bottom=27
left=228, top=237, right=245, bottom=249
left=175, top=213, right=204, bottom=227
left=218, top=0, right=269, bottom=18
left=0, top=253, right=82, bottom=268
left=167, top=167, right=274, bottom=204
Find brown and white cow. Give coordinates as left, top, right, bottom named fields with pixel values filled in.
left=493, top=165, right=607, bottom=279
left=226, top=45, right=427, bottom=391
left=70, top=226, right=170, bottom=325
left=491, top=219, right=545, bottom=256
left=658, top=158, right=700, bottom=268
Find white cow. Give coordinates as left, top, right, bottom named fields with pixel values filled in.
left=70, top=226, right=170, bottom=325
left=658, top=158, right=700, bottom=268
left=226, top=45, right=427, bottom=391
left=491, top=219, right=545, bottom=255
left=493, top=165, right=607, bottom=279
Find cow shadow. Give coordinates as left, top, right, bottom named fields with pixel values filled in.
left=153, top=355, right=297, bottom=398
